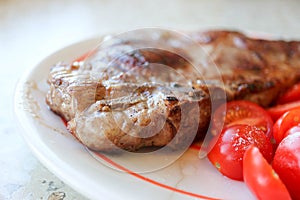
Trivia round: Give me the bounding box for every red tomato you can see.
[243,145,291,200]
[285,125,300,138]
[212,100,274,139]
[273,108,300,144]
[273,133,300,200]
[207,125,273,181]
[267,100,300,122]
[278,83,300,104]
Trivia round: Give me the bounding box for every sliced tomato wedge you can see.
[212,100,274,139]
[278,83,300,104]
[273,133,300,200]
[207,124,273,181]
[273,108,300,144]
[243,145,291,200]
[267,100,300,122]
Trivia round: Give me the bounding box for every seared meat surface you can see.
[46,30,300,152]
[67,84,210,151]
[192,31,300,106]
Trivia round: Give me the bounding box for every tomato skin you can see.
[284,125,300,138]
[213,100,274,139]
[273,108,300,144]
[207,125,273,181]
[278,83,300,104]
[273,133,300,200]
[267,100,300,122]
[243,145,291,200]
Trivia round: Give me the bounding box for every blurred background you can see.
[1,0,300,199]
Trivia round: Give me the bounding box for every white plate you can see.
[14,37,255,200]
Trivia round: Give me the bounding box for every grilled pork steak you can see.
[46,30,300,152]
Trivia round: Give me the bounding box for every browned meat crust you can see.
[193,31,300,106]
[46,30,300,152]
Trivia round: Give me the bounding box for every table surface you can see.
[1,0,300,199]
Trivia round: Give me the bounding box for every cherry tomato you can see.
[267,100,300,122]
[207,124,273,181]
[285,125,300,138]
[273,133,300,200]
[273,108,300,144]
[278,83,300,104]
[243,145,291,200]
[212,100,274,139]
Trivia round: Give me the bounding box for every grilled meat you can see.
[192,31,300,106]
[67,84,210,151]
[46,30,300,152]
